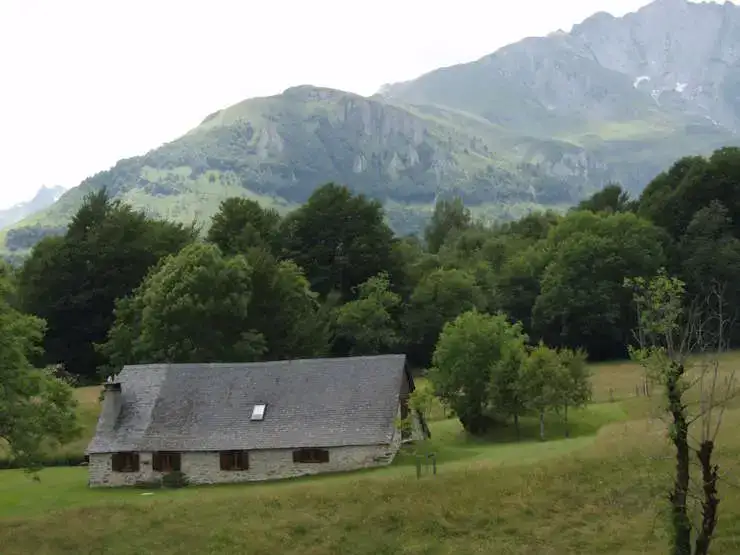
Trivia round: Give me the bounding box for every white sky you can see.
[0,0,725,209]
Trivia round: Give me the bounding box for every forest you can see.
[3,145,740,463]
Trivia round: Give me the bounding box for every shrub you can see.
[162,471,189,488]
[134,479,163,489]
[0,454,87,469]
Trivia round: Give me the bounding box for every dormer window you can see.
[251,403,266,421]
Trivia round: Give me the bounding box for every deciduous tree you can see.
[207,197,281,256]
[552,348,591,437]
[626,271,738,555]
[280,183,402,300]
[575,183,635,214]
[404,268,487,368]
[0,270,79,467]
[101,243,266,365]
[334,272,402,356]
[520,343,561,441]
[424,197,471,254]
[18,189,196,380]
[430,311,527,435]
[241,248,330,360]
[532,211,666,359]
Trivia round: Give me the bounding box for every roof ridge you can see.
[123,354,407,372]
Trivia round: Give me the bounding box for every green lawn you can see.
[1,356,739,554]
[0,401,618,520]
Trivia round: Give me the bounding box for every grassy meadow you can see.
[1,356,739,554]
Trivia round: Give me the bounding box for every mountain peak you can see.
[282,85,354,101]
[31,185,65,202]
[637,0,691,14]
[0,185,66,232]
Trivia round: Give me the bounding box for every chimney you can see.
[99,374,122,431]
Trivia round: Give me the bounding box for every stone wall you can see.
[88,451,156,487]
[88,439,401,487]
[87,398,428,488]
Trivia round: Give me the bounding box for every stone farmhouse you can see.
[85,354,429,487]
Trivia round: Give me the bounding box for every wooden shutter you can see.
[293,448,329,463]
[112,452,140,472]
[219,451,249,471]
[153,452,182,472]
[112,453,123,472]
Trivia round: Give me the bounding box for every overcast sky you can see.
[0,0,724,209]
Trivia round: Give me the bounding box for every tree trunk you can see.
[667,363,692,555]
[514,413,520,441]
[694,440,719,555]
[539,410,545,441]
[564,403,570,438]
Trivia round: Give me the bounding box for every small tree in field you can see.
[429,311,527,435]
[395,382,436,447]
[520,343,561,441]
[625,272,737,555]
[409,381,436,426]
[553,348,592,438]
[489,339,528,440]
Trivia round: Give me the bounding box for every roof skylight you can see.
[251,403,266,421]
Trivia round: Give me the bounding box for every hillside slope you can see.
[4,86,607,249]
[7,0,740,252]
[0,186,64,230]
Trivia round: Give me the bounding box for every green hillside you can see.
[4,84,732,256]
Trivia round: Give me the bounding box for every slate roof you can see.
[86,355,409,454]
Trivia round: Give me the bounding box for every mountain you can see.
[0,185,65,230]
[384,0,740,125]
[6,0,740,253]
[380,0,740,178]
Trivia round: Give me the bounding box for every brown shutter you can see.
[219,452,231,471]
[152,453,161,472]
[171,453,181,472]
[240,451,249,470]
[131,453,140,472]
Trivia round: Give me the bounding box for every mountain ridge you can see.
[380,0,740,135]
[0,185,66,231]
[5,0,740,253]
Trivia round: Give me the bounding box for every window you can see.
[152,452,181,472]
[251,403,266,421]
[219,450,249,471]
[292,448,330,464]
[111,452,140,473]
